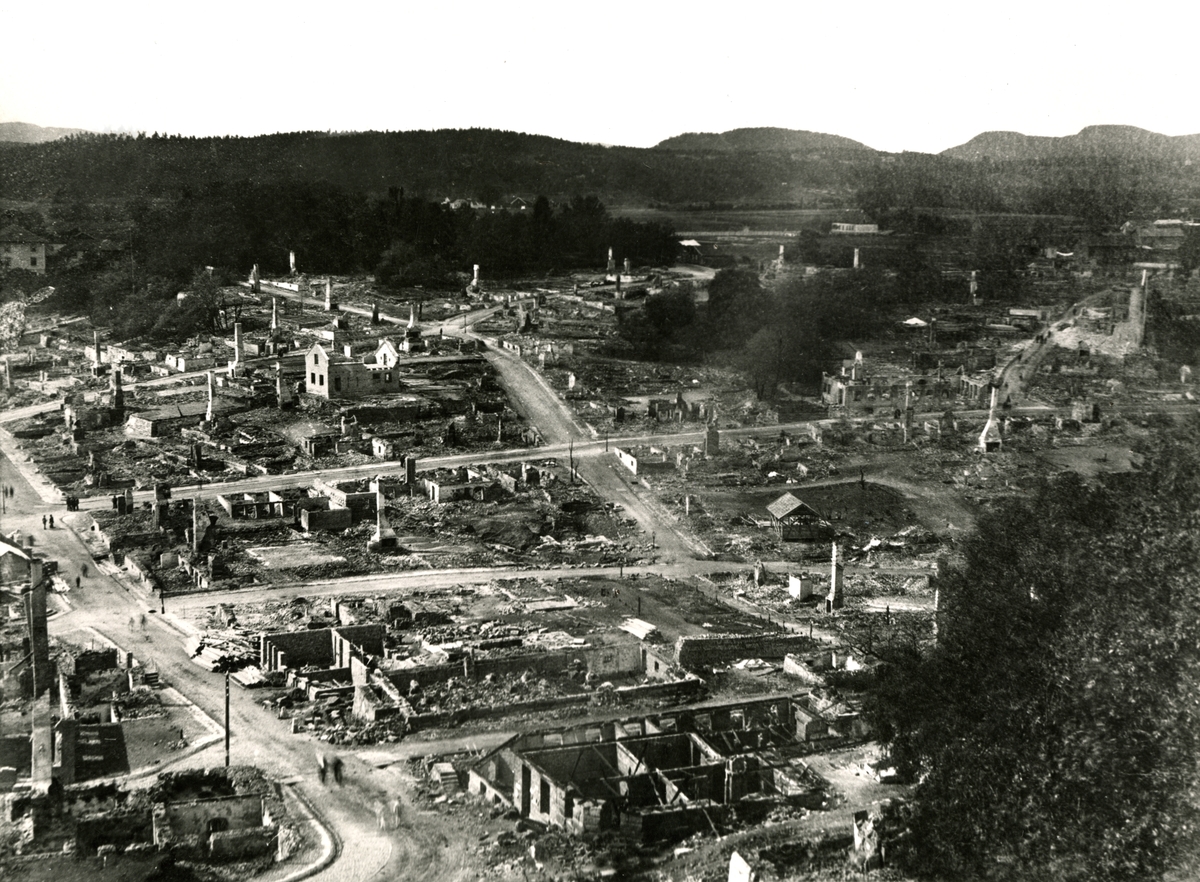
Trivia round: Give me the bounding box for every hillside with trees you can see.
[3,125,1196,223]
[942,125,1200,163]
[0,129,870,207]
[653,127,877,155]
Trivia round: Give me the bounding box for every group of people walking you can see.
[316,752,344,785]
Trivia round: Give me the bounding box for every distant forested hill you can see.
[654,127,877,155]
[942,125,1200,163]
[0,128,873,206]
[0,122,88,143]
[1,125,1198,224]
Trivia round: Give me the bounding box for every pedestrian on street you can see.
[316,753,327,785]
[140,614,146,631]
[331,755,344,785]
[81,563,88,578]
[41,515,46,529]
[129,617,135,633]
[48,514,53,529]
[75,575,80,590]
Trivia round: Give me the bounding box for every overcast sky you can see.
[2,1,1196,154]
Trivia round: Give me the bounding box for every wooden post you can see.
[224,671,230,768]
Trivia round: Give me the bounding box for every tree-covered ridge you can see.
[942,125,1200,163]
[4,125,1196,221]
[869,424,1200,880]
[0,128,869,206]
[654,127,877,154]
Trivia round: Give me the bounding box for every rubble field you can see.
[93,462,641,599]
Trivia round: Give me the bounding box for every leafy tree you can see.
[870,427,1200,881]
[375,241,454,289]
[643,287,695,338]
[175,269,242,334]
[707,268,762,322]
[617,287,699,361]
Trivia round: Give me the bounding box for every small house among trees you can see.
[767,493,833,541]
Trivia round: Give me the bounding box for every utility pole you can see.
[224,670,230,768]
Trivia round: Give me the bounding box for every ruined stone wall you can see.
[299,506,352,531]
[674,633,816,669]
[60,648,119,679]
[260,629,333,671]
[153,793,264,842]
[75,812,153,854]
[209,825,277,861]
[331,625,385,667]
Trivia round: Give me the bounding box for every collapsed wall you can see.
[674,633,817,669]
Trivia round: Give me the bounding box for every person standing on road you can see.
[316,752,327,784]
[75,575,80,590]
[47,514,53,529]
[331,755,344,785]
[41,515,46,529]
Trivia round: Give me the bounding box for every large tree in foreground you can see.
[870,423,1200,881]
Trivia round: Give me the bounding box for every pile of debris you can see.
[113,686,165,721]
[184,629,258,672]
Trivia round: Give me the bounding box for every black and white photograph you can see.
[0,3,1197,880]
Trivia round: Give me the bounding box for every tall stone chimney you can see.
[324,278,333,312]
[473,264,480,287]
[192,497,201,552]
[289,250,296,274]
[367,491,399,552]
[623,257,631,275]
[371,301,379,324]
[94,331,102,365]
[826,543,845,612]
[233,322,242,366]
[271,296,279,331]
[111,366,124,411]
[606,247,615,274]
[205,371,215,422]
[853,248,861,270]
[250,263,261,293]
[274,361,292,409]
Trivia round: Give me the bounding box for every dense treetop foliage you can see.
[869,423,1200,881]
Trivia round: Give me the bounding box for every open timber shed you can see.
[767,492,832,542]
